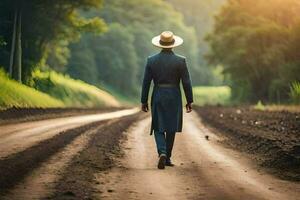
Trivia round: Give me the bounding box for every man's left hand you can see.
[141,103,149,112]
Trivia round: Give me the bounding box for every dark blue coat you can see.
[141,49,193,135]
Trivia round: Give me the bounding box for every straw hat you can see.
[152,31,183,48]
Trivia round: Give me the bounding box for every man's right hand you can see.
[186,103,192,113]
[141,103,149,112]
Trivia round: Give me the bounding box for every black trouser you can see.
[154,131,176,160]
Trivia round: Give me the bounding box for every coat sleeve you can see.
[141,58,153,104]
[180,58,193,104]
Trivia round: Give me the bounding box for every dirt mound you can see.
[195,106,300,181]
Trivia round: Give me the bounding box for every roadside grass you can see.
[0,70,64,109]
[97,83,139,106]
[254,100,266,111]
[31,70,120,108]
[290,81,300,104]
[192,86,231,106]
[253,101,300,113]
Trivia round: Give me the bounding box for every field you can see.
[195,106,300,181]
[192,86,231,106]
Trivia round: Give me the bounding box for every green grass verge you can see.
[31,70,120,108]
[253,101,300,113]
[192,86,231,106]
[290,81,300,104]
[97,83,139,106]
[0,70,64,109]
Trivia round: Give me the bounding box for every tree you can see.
[67,0,202,95]
[206,0,300,102]
[92,23,139,94]
[9,3,22,82]
[66,37,98,85]
[0,0,106,82]
[166,0,226,85]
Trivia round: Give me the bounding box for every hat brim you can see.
[151,35,183,48]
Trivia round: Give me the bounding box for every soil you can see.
[87,113,299,200]
[0,120,109,195]
[45,113,143,200]
[194,106,300,181]
[1,109,299,200]
[0,108,141,199]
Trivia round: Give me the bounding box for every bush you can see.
[254,100,266,111]
[290,81,300,104]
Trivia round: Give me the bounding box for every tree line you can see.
[206,0,300,103]
[0,0,224,98]
[5,0,296,104]
[66,0,224,96]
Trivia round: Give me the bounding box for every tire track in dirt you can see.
[1,121,112,200]
[0,112,143,200]
[0,108,139,158]
[46,113,143,200]
[0,120,108,195]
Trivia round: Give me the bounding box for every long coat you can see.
[141,49,193,135]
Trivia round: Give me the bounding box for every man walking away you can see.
[141,31,193,169]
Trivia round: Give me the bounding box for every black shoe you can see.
[166,160,175,167]
[157,154,166,169]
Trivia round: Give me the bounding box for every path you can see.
[97,113,300,200]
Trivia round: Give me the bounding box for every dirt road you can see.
[0,108,138,158]
[0,108,139,198]
[97,113,300,200]
[0,110,299,200]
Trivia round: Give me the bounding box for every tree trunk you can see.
[10,5,22,83]
[9,9,17,77]
[15,8,22,82]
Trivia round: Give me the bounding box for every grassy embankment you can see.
[0,70,64,109]
[31,70,120,108]
[192,86,231,106]
[0,70,120,109]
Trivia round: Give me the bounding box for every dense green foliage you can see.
[3,0,297,106]
[68,23,140,95]
[193,86,231,106]
[67,0,223,96]
[0,69,64,108]
[0,0,228,106]
[30,70,120,107]
[0,0,106,82]
[166,0,225,85]
[207,0,300,103]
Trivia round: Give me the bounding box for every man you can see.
[141,31,193,170]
